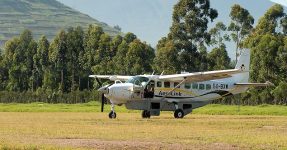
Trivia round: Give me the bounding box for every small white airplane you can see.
[90,49,272,119]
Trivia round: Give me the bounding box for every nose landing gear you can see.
[109,111,117,119]
[109,104,117,119]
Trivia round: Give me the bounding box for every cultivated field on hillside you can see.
[0,103,287,149]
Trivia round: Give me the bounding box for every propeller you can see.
[95,77,110,112]
[101,93,105,112]
[95,77,105,112]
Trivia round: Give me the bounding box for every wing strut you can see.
[160,78,187,101]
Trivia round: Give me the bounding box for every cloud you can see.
[270,0,287,7]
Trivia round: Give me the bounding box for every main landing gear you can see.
[174,103,184,119]
[174,109,184,118]
[141,110,151,118]
[109,104,117,119]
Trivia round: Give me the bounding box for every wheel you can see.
[174,109,184,118]
[109,111,117,119]
[141,110,151,118]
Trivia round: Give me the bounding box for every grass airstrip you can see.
[0,102,287,149]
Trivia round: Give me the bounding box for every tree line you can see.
[0,0,287,105]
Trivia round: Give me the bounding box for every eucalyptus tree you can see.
[33,35,49,90]
[168,0,218,72]
[49,30,67,92]
[66,26,84,91]
[125,39,155,75]
[153,37,180,74]
[228,4,254,63]
[244,4,286,104]
[208,22,231,70]
[113,41,129,75]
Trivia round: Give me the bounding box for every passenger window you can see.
[157,81,162,87]
[206,84,211,90]
[192,83,198,89]
[164,82,170,88]
[184,83,191,89]
[174,82,180,88]
[199,84,205,90]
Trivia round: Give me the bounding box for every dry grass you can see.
[0,112,287,149]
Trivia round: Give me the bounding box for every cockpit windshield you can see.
[126,76,149,86]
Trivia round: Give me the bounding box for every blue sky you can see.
[57,0,287,60]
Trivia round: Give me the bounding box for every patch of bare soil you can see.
[47,139,241,150]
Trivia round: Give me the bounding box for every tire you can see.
[142,110,151,118]
[174,109,184,119]
[109,111,117,119]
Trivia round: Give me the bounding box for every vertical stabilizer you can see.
[235,49,250,71]
[234,49,250,83]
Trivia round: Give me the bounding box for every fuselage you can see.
[104,72,249,105]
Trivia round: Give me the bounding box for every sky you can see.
[270,0,287,6]
[57,0,287,60]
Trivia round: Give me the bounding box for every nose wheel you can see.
[109,111,117,119]
[109,104,117,119]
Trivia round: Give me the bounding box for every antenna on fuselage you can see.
[152,71,155,75]
[160,71,165,76]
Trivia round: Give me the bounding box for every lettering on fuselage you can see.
[213,83,229,90]
[159,91,182,96]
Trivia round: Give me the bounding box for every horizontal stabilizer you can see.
[234,81,274,87]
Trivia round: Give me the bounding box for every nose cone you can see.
[98,84,110,94]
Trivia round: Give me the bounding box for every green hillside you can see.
[0,0,121,46]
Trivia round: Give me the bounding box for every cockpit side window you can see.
[126,76,149,86]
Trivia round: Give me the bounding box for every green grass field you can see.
[0,102,287,149]
[0,102,287,116]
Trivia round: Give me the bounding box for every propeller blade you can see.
[96,77,103,87]
[101,93,105,112]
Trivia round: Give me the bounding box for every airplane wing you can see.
[235,81,274,87]
[159,69,244,82]
[89,75,133,81]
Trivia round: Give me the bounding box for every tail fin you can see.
[234,49,250,83]
[235,49,250,71]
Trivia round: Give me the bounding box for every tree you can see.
[276,37,287,80]
[83,25,104,71]
[228,4,254,63]
[153,38,180,74]
[246,5,286,84]
[5,30,36,92]
[80,25,104,90]
[209,22,230,48]
[168,0,218,72]
[124,32,137,43]
[280,16,287,35]
[113,41,129,75]
[125,39,154,75]
[110,35,123,58]
[49,30,67,92]
[208,22,231,70]
[243,5,286,104]
[92,33,112,75]
[272,81,287,104]
[253,4,285,35]
[34,35,50,90]
[66,27,84,91]
[207,45,230,70]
